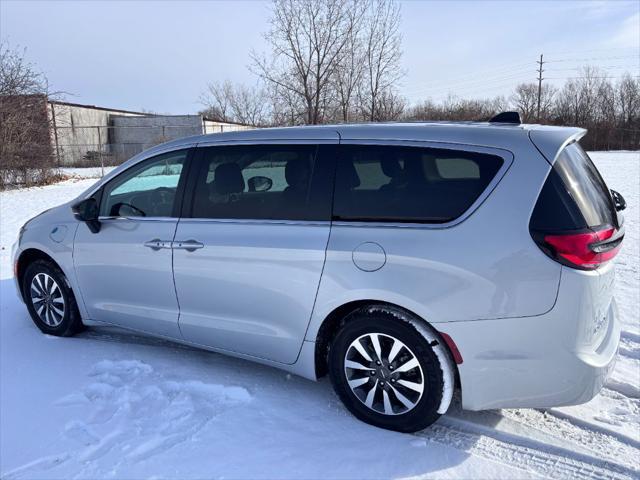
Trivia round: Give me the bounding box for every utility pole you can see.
[536,54,544,123]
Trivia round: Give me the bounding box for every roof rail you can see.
[489,111,521,124]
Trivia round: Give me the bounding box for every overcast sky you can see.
[1,0,638,114]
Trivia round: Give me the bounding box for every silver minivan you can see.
[13,116,624,432]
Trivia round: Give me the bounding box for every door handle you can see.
[144,239,171,250]
[173,240,204,252]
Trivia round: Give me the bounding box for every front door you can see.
[73,149,190,337]
[173,143,336,364]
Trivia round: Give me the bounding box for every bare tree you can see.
[373,88,405,120]
[617,73,639,126]
[0,41,58,188]
[0,42,47,96]
[199,80,234,122]
[228,84,269,126]
[511,82,556,122]
[200,80,268,126]
[251,0,353,124]
[511,83,537,123]
[359,0,404,121]
[332,0,367,122]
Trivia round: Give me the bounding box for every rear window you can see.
[531,142,615,231]
[333,145,504,223]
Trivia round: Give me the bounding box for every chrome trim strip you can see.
[98,216,178,223]
[177,218,331,227]
[196,137,340,147]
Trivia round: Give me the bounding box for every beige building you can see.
[48,100,252,166]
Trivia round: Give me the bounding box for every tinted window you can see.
[101,150,187,217]
[333,145,503,223]
[530,142,616,232]
[529,168,587,231]
[555,143,615,228]
[190,144,332,221]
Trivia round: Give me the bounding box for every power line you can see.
[406,77,532,99]
[545,55,639,63]
[404,68,534,96]
[403,61,534,93]
[542,46,638,57]
[545,75,640,80]
[546,65,640,72]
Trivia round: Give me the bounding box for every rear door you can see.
[173,142,337,364]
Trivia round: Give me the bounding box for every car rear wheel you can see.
[22,259,83,337]
[329,308,445,432]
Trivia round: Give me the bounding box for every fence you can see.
[52,123,252,169]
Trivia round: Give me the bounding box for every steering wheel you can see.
[150,187,175,215]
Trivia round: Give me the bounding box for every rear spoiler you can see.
[528,127,587,166]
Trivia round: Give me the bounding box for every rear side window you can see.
[531,142,615,231]
[333,145,504,223]
[189,144,333,221]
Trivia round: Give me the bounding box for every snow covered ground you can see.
[59,166,116,179]
[0,152,638,479]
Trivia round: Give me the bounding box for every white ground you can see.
[0,152,638,479]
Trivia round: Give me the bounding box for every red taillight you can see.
[543,227,622,270]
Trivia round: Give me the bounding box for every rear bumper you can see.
[438,267,620,411]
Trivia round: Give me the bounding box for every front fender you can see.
[15,222,88,320]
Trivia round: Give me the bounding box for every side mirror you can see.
[611,189,626,212]
[247,176,273,192]
[72,197,101,233]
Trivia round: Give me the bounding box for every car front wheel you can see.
[22,259,83,337]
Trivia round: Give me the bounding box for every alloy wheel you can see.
[344,332,425,415]
[30,272,65,327]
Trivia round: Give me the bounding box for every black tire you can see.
[329,308,444,432]
[22,259,84,337]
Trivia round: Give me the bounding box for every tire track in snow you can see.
[499,409,639,469]
[417,418,638,480]
[447,406,639,470]
[543,408,640,451]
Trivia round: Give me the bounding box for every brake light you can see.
[542,226,622,270]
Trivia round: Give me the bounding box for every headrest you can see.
[214,163,245,195]
[285,158,311,189]
[381,157,402,178]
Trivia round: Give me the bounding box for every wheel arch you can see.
[313,300,461,388]
[16,248,61,301]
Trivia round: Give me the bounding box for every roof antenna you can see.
[489,111,521,124]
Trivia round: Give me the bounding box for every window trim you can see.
[96,148,194,220]
[331,140,514,229]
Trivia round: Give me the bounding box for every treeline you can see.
[405,68,640,151]
[200,0,639,151]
